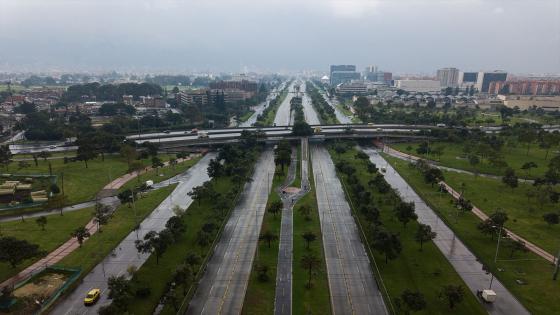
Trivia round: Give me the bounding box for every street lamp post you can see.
[494,225,504,263]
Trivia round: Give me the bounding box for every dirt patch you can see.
[283,187,301,194]
[13,273,67,300]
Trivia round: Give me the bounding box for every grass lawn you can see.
[330,147,486,315]
[391,141,556,178]
[118,156,201,192]
[0,207,94,283]
[242,155,289,315]
[239,110,255,123]
[56,185,175,274]
[0,153,179,219]
[439,169,560,254]
[292,158,331,315]
[385,155,560,315]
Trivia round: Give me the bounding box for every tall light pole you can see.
[494,225,504,263]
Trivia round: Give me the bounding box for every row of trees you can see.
[62,82,163,102]
[306,83,336,123]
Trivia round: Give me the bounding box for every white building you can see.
[394,80,441,93]
[437,68,459,87]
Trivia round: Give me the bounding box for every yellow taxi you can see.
[84,288,101,306]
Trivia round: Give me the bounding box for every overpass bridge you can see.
[126,124,436,150]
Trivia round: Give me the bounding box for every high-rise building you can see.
[460,72,478,84]
[364,65,378,74]
[436,67,459,87]
[474,71,508,93]
[329,65,360,86]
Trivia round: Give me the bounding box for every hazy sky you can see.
[1,0,559,74]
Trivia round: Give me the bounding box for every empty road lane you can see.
[311,145,388,315]
[187,149,275,315]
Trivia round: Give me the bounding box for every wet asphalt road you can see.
[50,153,215,315]
[311,145,388,315]
[186,149,275,315]
[301,82,321,126]
[274,82,295,127]
[363,147,530,315]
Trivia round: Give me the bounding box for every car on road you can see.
[198,131,209,139]
[84,288,101,306]
[163,130,171,134]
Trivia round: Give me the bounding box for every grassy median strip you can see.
[292,158,331,315]
[242,159,288,315]
[384,154,560,315]
[0,207,93,282]
[330,146,486,315]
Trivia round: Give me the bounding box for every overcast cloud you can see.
[0,0,559,74]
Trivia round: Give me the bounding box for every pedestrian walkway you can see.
[275,138,311,315]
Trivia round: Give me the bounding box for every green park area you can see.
[329,144,486,315]
[384,155,560,314]
[0,206,94,283]
[0,152,191,219]
[391,140,556,178]
[390,141,560,253]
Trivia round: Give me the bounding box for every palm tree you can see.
[300,253,321,288]
[259,230,278,248]
[267,201,283,218]
[302,231,317,249]
[71,226,91,247]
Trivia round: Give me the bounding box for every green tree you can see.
[394,201,418,228]
[259,230,278,248]
[543,212,559,226]
[93,203,112,232]
[35,216,47,231]
[521,161,538,177]
[107,275,132,311]
[76,140,98,168]
[120,144,138,169]
[439,285,465,309]
[396,290,427,315]
[267,200,283,218]
[302,231,317,249]
[502,167,518,190]
[300,252,321,288]
[415,224,436,251]
[71,226,91,247]
[0,237,43,268]
[372,227,402,263]
[423,167,444,187]
[134,229,174,264]
[507,238,528,258]
[173,263,194,295]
